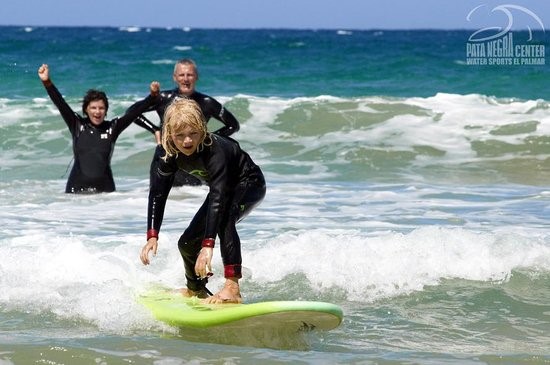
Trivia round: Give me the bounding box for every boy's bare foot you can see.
[178,287,210,299]
[203,292,242,304]
[202,277,242,304]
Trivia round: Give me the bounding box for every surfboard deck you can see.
[139,289,344,332]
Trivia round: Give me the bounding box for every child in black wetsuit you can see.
[139,98,265,304]
[38,64,159,193]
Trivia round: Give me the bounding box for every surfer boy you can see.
[38,64,160,194]
[133,58,241,186]
[139,98,265,304]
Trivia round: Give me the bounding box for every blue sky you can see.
[1,0,548,30]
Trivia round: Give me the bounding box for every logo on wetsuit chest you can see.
[189,169,208,178]
[101,128,112,139]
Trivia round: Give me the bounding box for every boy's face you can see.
[171,125,203,156]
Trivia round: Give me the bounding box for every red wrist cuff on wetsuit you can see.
[202,238,215,248]
[42,79,52,87]
[224,264,242,279]
[147,229,158,240]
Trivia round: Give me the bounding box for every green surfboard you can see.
[139,289,344,332]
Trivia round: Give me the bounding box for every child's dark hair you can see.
[82,89,109,115]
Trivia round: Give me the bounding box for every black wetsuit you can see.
[147,134,265,291]
[133,114,159,135]
[133,88,240,186]
[43,82,158,193]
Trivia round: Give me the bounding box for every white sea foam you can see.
[2,93,548,185]
[173,46,192,51]
[1,218,547,332]
[246,227,550,302]
[119,26,141,33]
[151,59,175,65]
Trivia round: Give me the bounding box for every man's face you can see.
[173,63,198,96]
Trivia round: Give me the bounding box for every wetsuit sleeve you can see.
[214,106,240,137]
[42,82,82,135]
[133,114,160,134]
[127,91,168,129]
[129,90,174,129]
[202,97,240,137]
[111,95,160,137]
[147,154,177,233]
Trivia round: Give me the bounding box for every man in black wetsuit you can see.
[133,58,240,186]
[140,99,265,304]
[38,64,160,193]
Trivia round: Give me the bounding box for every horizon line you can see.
[0,24,546,32]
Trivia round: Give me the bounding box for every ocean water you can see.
[1,26,549,364]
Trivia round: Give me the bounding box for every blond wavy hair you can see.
[161,99,209,159]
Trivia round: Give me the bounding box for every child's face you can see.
[85,100,107,126]
[171,125,203,156]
